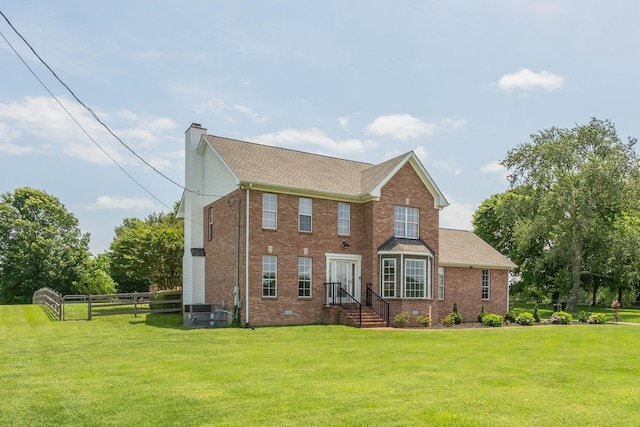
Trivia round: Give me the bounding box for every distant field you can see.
[2,305,640,426]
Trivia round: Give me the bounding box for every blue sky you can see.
[1,1,639,254]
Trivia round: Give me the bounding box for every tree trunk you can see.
[591,283,598,307]
[618,288,623,305]
[566,238,583,313]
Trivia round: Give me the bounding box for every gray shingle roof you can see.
[206,135,404,196]
[439,228,516,269]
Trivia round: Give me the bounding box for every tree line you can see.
[473,118,640,310]
[0,188,183,303]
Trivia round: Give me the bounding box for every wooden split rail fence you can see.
[33,288,182,321]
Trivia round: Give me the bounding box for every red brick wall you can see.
[371,162,440,324]
[436,266,509,323]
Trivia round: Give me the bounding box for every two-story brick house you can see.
[179,123,515,327]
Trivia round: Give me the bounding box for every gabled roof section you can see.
[201,134,448,206]
[439,228,517,270]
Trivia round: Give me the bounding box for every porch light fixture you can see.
[342,241,350,247]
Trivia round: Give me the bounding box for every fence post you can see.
[133,291,137,317]
[88,294,92,321]
[58,292,63,321]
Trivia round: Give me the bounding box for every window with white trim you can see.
[482,269,490,300]
[299,198,312,232]
[404,259,426,298]
[394,206,419,239]
[298,257,312,298]
[438,266,445,300]
[382,258,396,298]
[207,207,213,240]
[338,202,350,236]
[262,255,277,297]
[262,193,277,229]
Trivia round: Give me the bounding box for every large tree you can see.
[108,208,183,292]
[495,118,640,311]
[0,187,91,303]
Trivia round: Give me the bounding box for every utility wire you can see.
[0,26,173,212]
[0,10,219,201]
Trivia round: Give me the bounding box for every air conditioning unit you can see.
[183,304,232,328]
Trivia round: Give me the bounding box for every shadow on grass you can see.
[138,313,184,329]
[38,305,61,321]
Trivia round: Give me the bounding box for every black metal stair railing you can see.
[325,282,362,327]
[365,283,390,327]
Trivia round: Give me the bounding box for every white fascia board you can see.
[378,250,434,257]
[242,181,376,203]
[369,152,449,209]
[439,262,516,270]
[176,191,186,218]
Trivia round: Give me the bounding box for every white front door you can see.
[326,254,361,304]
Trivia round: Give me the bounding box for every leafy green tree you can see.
[499,118,640,311]
[109,208,183,292]
[0,187,91,303]
[72,254,117,295]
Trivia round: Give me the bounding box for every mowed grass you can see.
[2,306,640,426]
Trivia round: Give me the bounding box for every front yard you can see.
[2,304,640,426]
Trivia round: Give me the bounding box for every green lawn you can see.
[2,305,640,426]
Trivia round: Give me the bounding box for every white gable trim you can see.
[369,152,449,209]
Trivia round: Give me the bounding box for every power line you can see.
[0,25,173,212]
[0,9,219,202]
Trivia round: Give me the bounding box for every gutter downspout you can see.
[245,187,250,328]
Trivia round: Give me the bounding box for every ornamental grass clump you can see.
[416,315,432,328]
[516,312,535,326]
[587,312,608,324]
[477,304,488,323]
[482,313,503,327]
[578,311,588,323]
[393,311,410,328]
[441,313,456,327]
[550,311,572,324]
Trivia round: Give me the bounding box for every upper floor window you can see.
[299,198,312,232]
[394,206,419,239]
[482,269,490,300]
[262,193,277,229]
[338,202,350,236]
[207,207,213,240]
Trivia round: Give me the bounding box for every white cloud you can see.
[80,196,159,212]
[337,116,349,130]
[252,128,376,155]
[441,117,467,131]
[365,114,437,140]
[481,160,506,174]
[496,68,565,92]
[440,194,477,230]
[195,97,269,124]
[414,146,428,163]
[0,96,178,169]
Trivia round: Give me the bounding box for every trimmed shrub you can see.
[477,305,488,323]
[393,311,410,328]
[533,303,541,323]
[441,313,456,327]
[587,313,608,324]
[504,308,517,323]
[482,313,503,327]
[550,311,573,324]
[149,290,182,311]
[578,311,588,323]
[515,312,535,326]
[416,315,432,327]
[453,303,462,324]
